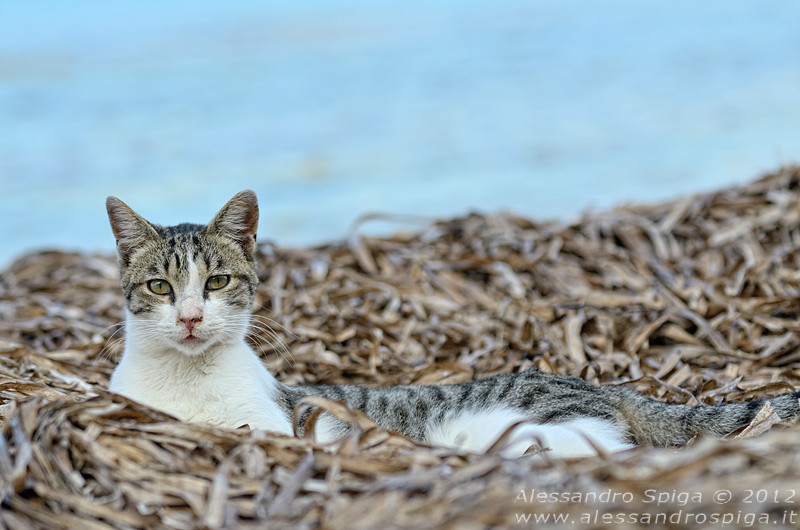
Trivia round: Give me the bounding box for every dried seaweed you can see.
[4,167,800,528]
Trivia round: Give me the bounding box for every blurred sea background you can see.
[1,0,799,269]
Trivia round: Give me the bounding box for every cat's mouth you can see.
[171,331,214,356]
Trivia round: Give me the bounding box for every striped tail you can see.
[616,389,800,446]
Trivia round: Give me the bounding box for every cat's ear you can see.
[206,190,259,257]
[106,196,161,259]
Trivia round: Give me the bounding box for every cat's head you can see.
[106,190,259,356]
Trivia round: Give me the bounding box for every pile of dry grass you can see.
[3,167,800,528]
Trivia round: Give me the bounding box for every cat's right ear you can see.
[106,197,160,259]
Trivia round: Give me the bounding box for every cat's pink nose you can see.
[178,298,204,333]
[178,306,203,333]
[179,315,203,333]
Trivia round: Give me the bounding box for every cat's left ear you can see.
[206,190,259,257]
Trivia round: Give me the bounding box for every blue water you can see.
[2,1,799,268]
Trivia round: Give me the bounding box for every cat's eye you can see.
[147,279,172,295]
[206,275,230,291]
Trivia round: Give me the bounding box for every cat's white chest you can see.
[110,340,291,434]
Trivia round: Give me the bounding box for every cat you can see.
[105,190,800,458]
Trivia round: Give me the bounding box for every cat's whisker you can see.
[250,320,299,347]
[244,319,295,365]
[96,335,125,363]
[248,314,293,336]
[245,331,272,357]
[248,314,299,364]
[251,310,299,340]
[247,328,288,357]
[92,322,126,365]
[94,321,126,337]
[248,320,294,354]
[246,321,287,343]
[228,313,288,342]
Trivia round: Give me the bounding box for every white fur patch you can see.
[425,407,633,458]
[110,253,292,433]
